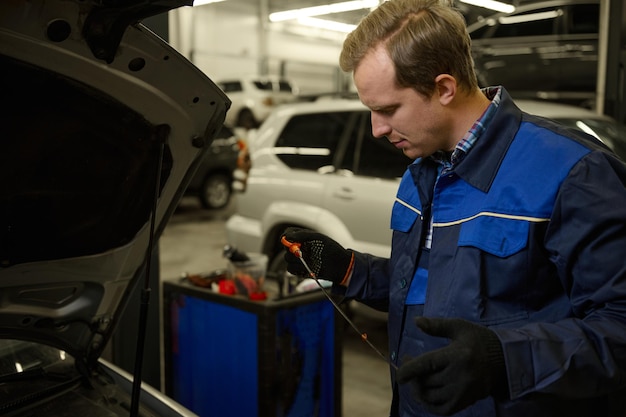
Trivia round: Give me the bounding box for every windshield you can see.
[0,339,82,414]
[0,339,73,379]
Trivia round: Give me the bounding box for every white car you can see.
[218,76,299,129]
[225,98,412,274]
[225,97,626,278]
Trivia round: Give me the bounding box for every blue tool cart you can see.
[163,278,342,417]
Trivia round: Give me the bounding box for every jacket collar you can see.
[453,87,523,193]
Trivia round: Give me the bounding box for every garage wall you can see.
[168,2,352,95]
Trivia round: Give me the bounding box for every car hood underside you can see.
[0,0,230,371]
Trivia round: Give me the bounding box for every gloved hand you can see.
[396,317,507,416]
[281,227,354,285]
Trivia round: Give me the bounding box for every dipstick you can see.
[281,236,398,370]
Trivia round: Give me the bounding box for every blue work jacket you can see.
[341,89,626,416]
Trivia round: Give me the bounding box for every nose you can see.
[371,112,391,138]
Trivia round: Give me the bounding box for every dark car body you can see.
[468,0,600,106]
[0,0,229,415]
[184,125,240,209]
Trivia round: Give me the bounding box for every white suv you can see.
[225,97,626,278]
[218,76,299,129]
[225,98,412,274]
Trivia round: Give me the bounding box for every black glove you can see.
[396,317,507,416]
[281,227,354,284]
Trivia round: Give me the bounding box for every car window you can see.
[492,7,559,38]
[567,4,599,34]
[274,112,352,171]
[278,81,293,92]
[253,80,274,91]
[0,340,67,378]
[340,113,412,179]
[219,81,242,93]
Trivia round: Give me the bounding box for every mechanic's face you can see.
[354,45,452,159]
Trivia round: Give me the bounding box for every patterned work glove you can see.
[281,227,354,284]
[396,317,507,416]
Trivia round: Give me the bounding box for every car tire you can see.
[269,247,356,325]
[237,108,258,130]
[199,173,231,209]
[268,250,287,277]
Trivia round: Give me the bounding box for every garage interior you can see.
[162,0,626,123]
[104,1,626,416]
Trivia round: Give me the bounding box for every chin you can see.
[402,149,421,160]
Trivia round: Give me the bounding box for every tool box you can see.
[163,278,342,417]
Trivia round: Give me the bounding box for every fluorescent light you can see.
[499,9,562,25]
[458,0,515,13]
[297,16,357,33]
[270,0,379,22]
[193,0,226,6]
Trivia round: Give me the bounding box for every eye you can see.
[374,107,395,116]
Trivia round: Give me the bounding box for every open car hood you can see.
[0,0,230,370]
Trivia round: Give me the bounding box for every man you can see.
[282,0,626,416]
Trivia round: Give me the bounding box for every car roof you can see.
[218,75,293,83]
[271,96,606,121]
[515,99,609,120]
[272,97,368,117]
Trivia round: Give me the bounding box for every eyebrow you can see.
[370,103,398,113]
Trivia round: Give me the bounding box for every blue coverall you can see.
[341,88,626,416]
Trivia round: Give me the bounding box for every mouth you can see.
[389,138,407,149]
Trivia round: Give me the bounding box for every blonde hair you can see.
[340,0,478,96]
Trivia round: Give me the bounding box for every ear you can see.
[434,74,456,106]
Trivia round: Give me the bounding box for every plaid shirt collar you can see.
[430,86,502,173]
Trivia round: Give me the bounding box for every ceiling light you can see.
[270,0,379,22]
[297,17,357,33]
[193,0,227,6]
[499,9,562,25]
[458,0,515,13]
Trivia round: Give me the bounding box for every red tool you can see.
[281,236,398,370]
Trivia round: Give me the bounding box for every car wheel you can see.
[199,173,231,209]
[268,250,288,278]
[268,249,302,295]
[269,246,355,323]
[237,108,258,130]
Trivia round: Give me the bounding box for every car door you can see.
[266,109,349,224]
[322,112,412,257]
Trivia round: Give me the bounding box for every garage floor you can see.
[159,196,392,416]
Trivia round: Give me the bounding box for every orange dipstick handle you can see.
[281,236,302,257]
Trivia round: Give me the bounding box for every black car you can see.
[185,125,242,209]
[467,0,599,106]
[0,0,229,415]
